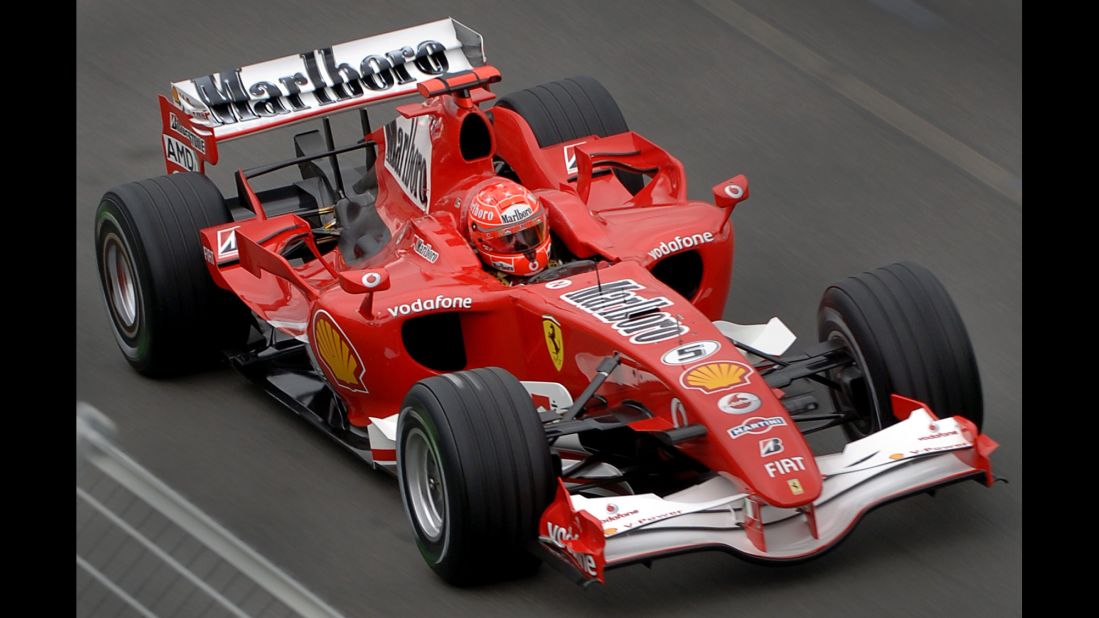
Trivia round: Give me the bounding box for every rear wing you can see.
[159,18,484,174]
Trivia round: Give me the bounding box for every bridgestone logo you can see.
[384,116,431,211]
[169,113,206,154]
[561,279,689,344]
[648,232,714,260]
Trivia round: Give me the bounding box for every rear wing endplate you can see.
[159,18,484,174]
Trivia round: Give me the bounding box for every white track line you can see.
[77,403,349,618]
[76,554,158,618]
[77,486,251,618]
[694,0,1022,206]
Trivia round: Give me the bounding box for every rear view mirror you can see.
[713,175,750,210]
[338,269,390,319]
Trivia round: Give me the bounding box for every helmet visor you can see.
[482,220,547,254]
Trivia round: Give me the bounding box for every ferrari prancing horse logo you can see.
[543,315,564,371]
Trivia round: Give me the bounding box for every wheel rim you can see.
[102,232,140,337]
[405,427,447,542]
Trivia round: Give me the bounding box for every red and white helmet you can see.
[465,179,551,277]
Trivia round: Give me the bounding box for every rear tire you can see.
[397,367,555,586]
[496,76,644,194]
[817,261,983,440]
[94,173,251,377]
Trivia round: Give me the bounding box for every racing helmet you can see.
[466,179,551,277]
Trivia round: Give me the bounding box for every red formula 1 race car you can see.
[93,19,998,586]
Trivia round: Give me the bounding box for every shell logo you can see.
[680,361,753,394]
[312,310,368,393]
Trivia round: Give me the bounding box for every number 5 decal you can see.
[661,340,720,366]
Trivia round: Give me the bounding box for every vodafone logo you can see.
[598,503,639,523]
[918,430,959,441]
[545,522,598,577]
[547,521,576,547]
[648,232,715,260]
[361,272,384,288]
[386,295,472,316]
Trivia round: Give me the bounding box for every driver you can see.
[465,179,555,284]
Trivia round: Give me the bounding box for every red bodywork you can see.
[190,67,822,511]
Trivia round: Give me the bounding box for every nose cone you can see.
[720,408,822,508]
[670,361,823,508]
[520,260,823,508]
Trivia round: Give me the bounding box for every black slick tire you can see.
[817,261,983,440]
[396,367,555,586]
[94,172,250,377]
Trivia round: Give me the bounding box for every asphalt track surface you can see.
[76,1,1021,616]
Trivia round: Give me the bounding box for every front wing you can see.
[538,397,998,584]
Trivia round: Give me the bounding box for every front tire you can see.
[94,173,250,377]
[818,261,983,440]
[397,367,554,586]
